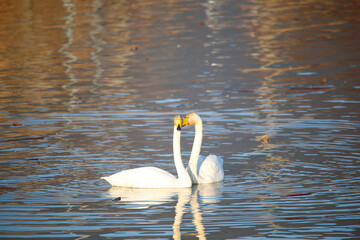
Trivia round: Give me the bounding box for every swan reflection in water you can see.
[105,182,223,239]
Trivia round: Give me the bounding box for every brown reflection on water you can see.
[0,1,70,146]
[0,0,139,164]
[58,0,137,108]
[0,0,137,113]
[0,0,67,111]
[244,0,360,82]
[236,0,360,190]
[241,0,360,120]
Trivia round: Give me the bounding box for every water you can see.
[1,0,360,239]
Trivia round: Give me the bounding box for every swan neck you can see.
[173,126,191,186]
[188,119,203,179]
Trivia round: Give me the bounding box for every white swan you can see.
[182,113,224,184]
[101,115,192,188]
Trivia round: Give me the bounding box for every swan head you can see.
[174,115,182,131]
[182,112,200,127]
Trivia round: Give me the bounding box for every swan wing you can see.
[101,167,178,188]
[198,155,224,183]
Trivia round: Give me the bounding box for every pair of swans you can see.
[101,113,224,188]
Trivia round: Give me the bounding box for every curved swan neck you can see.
[188,117,203,179]
[173,126,191,186]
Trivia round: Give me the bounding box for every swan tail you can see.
[101,176,112,184]
[101,173,127,187]
[101,174,126,186]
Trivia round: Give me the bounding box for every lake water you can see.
[1,0,360,239]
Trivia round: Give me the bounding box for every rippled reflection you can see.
[103,183,222,239]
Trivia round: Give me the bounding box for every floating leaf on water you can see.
[260,134,269,145]
[321,77,327,85]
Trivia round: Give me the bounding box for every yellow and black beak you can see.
[181,116,188,127]
[175,117,182,131]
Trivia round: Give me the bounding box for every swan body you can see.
[182,113,224,184]
[101,167,185,188]
[191,155,224,183]
[101,115,192,188]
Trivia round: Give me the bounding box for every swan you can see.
[182,112,224,184]
[101,115,192,188]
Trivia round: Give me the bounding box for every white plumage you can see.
[101,115,191,188]
[182,113,224,184]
